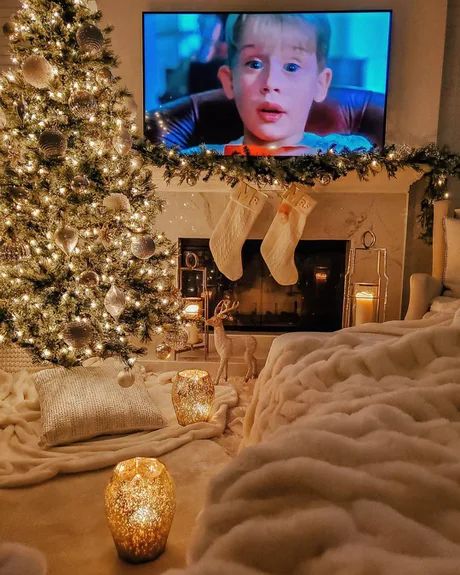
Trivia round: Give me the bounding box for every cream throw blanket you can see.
[166,310,460,574]
[0,370,237,488]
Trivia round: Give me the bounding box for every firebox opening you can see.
[179,239,347,332]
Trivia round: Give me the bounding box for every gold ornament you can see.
[69,90,97,119]
[172,369,215,426]
[0,108,6,130]
[76,24,104,55]
[105,457,176,563]
[54,225,79,256]
[129,152,143,172]
[83,0,98,13]
[131,235,156,260]
[319,174,332,186]
[117,369,135,388]
[22,55,54,89]
[62,321,94,349]
[97,225,113,249]
[186,175,198,186]
[0,241,31,263]
[113,128,132,156]
[71,175,90,192]
[103,193,131,212]
[370,159,382,173]
[79,270,99,287]
[164,327,188,351]
[155,343,172,360]
[104,284,126,320]
[2,21,14,37]
[96,67,113,84]
[39,130,67,159]
[114,97,137,120]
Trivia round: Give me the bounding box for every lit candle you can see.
[354,291,376,325]
[105,457,175,563]
[172,369,214,425]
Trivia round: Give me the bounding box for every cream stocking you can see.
[210,182,266,281]
[260,186,317,285]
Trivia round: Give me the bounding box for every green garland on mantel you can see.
[139,141,460,243]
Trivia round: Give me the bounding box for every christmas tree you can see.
[0,0,184,370]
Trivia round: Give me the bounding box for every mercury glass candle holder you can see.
[172,369,215,426]
[105,457,175,563]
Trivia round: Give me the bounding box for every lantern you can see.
[343,231,388,327]
[105,457,175,563]
[172,369,214,426]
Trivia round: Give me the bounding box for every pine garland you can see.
[140,140,460,243]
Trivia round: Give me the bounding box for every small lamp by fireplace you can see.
[183,297,203,320]
[183,297,203,346]
[343,231,388,327]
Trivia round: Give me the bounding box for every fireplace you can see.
[179,239,347,332]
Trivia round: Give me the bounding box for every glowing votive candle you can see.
[172,369,214,426]
[354,291,377,325]
[105,457,175,563]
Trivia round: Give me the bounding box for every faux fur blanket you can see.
[0,370,237,488]
[166,311,460,574]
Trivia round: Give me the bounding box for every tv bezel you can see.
[142,9,393,153]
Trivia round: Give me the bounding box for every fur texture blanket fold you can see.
[166,311,460,575]
[0,370,237,488]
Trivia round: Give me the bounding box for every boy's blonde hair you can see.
[225,13,331,70]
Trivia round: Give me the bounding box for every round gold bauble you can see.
[319,174,332,186]
[2,21,14,37]
[0,241,31,263]
[104,284,126,320]
[79,270,100,287]
[62,321,94,349]
[113,128,132,156]
[22,55,54,89]
[0,108,6,130]
[103,193,131,212]
[39,130,67,159]
[117,369,135,388]
[69,90,97,119]
[76,23,104,55]
[131,235,156,260]
[164,327,188,352]
[71,175,90,192]
[96,67,112,84]
[54,225,78,256]
[155,343,172,361]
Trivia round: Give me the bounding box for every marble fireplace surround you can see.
[154,168,422,323]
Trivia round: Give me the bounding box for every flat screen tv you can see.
[143,11,392,156]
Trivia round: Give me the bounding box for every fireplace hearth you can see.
[179,239,347,333]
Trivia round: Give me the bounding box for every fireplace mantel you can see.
[154,167,424,322]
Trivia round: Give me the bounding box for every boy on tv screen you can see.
[184,13,372,155]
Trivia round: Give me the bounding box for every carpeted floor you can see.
[0,439,231,575]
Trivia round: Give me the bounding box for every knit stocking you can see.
[260,186,317,285]
[210,182,266,281]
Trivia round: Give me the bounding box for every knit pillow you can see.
[443,217,460,298]
[34,364,165,447]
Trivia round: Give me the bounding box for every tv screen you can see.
[143,11,391,156]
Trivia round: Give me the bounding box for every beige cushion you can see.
[443,217,460,297]
[34,364,165,447]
